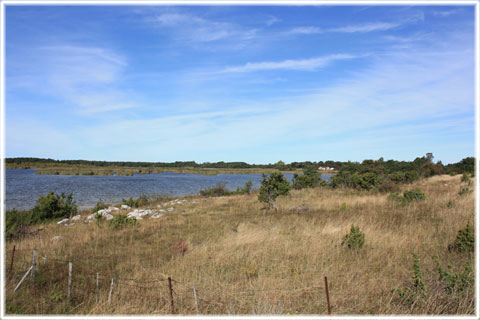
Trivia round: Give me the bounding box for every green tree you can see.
[258,172,290,210]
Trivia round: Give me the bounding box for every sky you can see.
[4,4,476,165]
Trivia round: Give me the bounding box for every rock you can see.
[57,218,69,225]
[167,207,174,212]
[151,213,164,219]
[104,214,114,220]
[52,236,63,241]
[108,206,120,211]
[86,213,96,221]
[71,215,82,222]
[121,204,131,210]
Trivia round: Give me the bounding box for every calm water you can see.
[5,169,331,211]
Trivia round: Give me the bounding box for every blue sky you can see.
[4,4,475,164]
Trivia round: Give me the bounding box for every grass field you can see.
[4,174,475,315]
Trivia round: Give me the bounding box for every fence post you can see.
[96,272,100,304]
[68,262,73,300]
[14,266,33,293]
[168,277,175,314]
[43,255,47,265]
[30,249,37,286]
[108,278,114,305]
[193,282,199,314]
[324,276,331,315]
[8,245,16,281]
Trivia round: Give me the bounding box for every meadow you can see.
[4,174,475,315]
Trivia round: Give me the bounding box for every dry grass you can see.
[4,175,475,315]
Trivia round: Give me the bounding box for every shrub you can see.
[435,258,474,294]
[235,181,253,195]
[403,188,425,202]
[122,194,149,208]
[258,172,290,209]
[200,182,232,197]
[448,224,474,253]
[394,253,426,303]
[30,192,77,222]
[109,214,138,229]
[461,173,470,183]
[292,165,323,190]
[6,192,77,239]
[341,225,365,249]
[92,201,108,213]
[388,192,406,204]
[405,170,419,183]
[458,187,472,196]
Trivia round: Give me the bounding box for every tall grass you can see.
[4,175,475,315]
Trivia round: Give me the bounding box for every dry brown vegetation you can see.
[4,175,475,315]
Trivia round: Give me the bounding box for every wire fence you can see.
[5,246,332,315]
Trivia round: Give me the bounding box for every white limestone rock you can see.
[57,218,69,225]
[71,215,82,222]
[121,204,131,210]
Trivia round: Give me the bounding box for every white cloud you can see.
[8,45,135,115]
[152,11,256,44]
[330,22,400,33]
[221,54,356,73]
[74,42,473,162]
[433,9,460,17]
[265,15,281,26]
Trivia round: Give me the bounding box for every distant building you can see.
[318,166,335,171]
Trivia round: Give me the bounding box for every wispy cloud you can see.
[433,9,461,17]
[220,54,356,73]
[265,15,281,26]
[8,45,135,115]
[151,11,257,43]
[287,22,399,35]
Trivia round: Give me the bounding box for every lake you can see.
[5,169,332,211]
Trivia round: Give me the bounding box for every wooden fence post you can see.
[96,272,100,304]
[108,278,114,305]
[68,262,73,300]
[168,277,175,314]
[8,245,16,281]
[193,282,199,314]
[324,276,331,315]
[14,266,33,293]
[30,249,36,286]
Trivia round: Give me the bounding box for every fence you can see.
[6,246,332,315]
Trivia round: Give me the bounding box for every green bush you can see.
[122,194,149,208]
[404,170,419,183]
[6,192,77,239]
[403,188,425,202]
[341,225,365,249]
[292,165,324,190]
[30,192,77,222]
[92,201,109,213]
[258,172,290,209]
[458,187,472,196]
[394,253,426,303]
[109,214,138,229]
[435,258,474,294]
[461,173,470,183]
[234,181,253,195]
[200,182,232,197]
[388,192,406,204]
[448,224,474,253]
